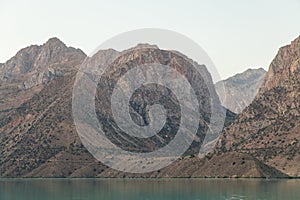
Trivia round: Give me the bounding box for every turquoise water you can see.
[0,178,299,200]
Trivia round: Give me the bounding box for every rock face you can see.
[262,36,300,93]
[215,35,300,177]
[0,39,235,177]
[18,68,63,90]
[215,68,266,114]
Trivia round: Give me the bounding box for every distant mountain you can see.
[215,68,266,114]
[0,39,235,177]
[215,35,300,177]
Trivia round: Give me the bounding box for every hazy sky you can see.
[1,0,300,79]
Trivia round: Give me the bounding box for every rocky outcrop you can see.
[18,68,63,90]
[215,68,266,114]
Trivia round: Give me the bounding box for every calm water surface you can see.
[0,178,299,200]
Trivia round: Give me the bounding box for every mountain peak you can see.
[134,43,159,49]
[0,37,86,88]
[45,37,65,44]
[43,37,67,49]
[125,43,159,52]
[244,67,266,73]
[233,68,266,79]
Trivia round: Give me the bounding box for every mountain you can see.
[215,68,266,114]
[215,35,300,177]
[0,37,85,87]
[1,35,298,178]
[0,39,235,177]
[0,37,86,110]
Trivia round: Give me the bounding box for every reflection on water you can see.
[0,178,299,200]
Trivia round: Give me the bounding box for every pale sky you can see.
[1,0,300,79]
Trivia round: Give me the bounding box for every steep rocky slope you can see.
[215,68,266,113]
[215,35,300,177]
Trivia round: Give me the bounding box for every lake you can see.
[0,178,299,200]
